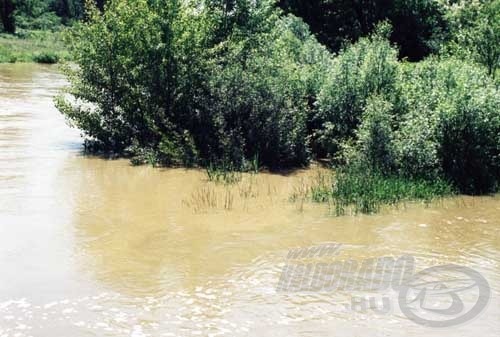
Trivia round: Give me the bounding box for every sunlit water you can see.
[0,64,499,336]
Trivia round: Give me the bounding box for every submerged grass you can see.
[0,30,69,63]
[183,185,235,212]
[309,168,456,215]
[183,173,279,213]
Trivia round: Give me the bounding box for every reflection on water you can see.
[0,64,499,336]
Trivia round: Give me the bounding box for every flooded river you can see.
[0,64,499,336]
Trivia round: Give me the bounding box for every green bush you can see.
[317,48,499,197]
[33,50,59,63]
[16,11,62,31]
[394,112,441,180]
[57,0,330,170]
[203,14,330,168]
[58,0,191,153]
[353,95,397,174]
[393,60,445,180]
[333,54,499,195]
[314,23,401,159]
[444,0,499,78]
[437,85,500,194]
[398,58,500,193]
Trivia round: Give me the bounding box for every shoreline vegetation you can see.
[2,0,499,214]
[0,30,68,63]
[0,0,78,63]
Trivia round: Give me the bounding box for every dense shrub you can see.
[57,0,499,198]
[57,0,170,152]
[444,0,499,78]
[57,0,330,169]
[315,39,499,197]
[338,56,499,195]
[13,0,63,31]
[393,61,445,180]
[394,111,441,180]
[17,12,61,30]
[203,14,330,168]
[352,95,396,174]
[314,23,400,159]
[398,58,500,193]
[33,50,59,63]
[439,99,499,194]
[11,0,89,30]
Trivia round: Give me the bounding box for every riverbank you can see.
[0,30,69,63]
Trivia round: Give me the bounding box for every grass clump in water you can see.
[311,167,455,215]
[206,162,242,185]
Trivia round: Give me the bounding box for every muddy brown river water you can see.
[0,64,499,336]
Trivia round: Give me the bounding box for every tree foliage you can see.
[58,0,330,169]
[339,54,500,194]
[0,0,16,33]
[57,0,500,194]
[445,0,499,77]
[0,0,104,32]
[314,23,400,158]
[278,0,450,61]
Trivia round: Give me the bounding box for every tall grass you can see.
[183,185,234,212]
[182,172,280,213]
[310,167,455,215]
[205,163,242,185]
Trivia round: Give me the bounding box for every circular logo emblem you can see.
[398,264,490,327]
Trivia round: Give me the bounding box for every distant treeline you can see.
[278,0,449,61]
[0,0,489,63]
[0,0,105,33]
